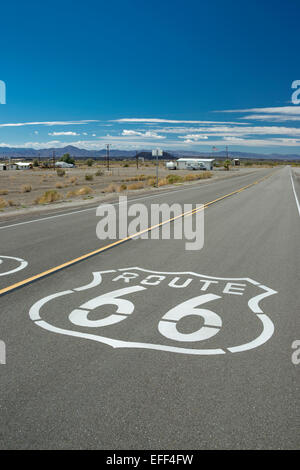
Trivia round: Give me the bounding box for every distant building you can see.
[176,158,215,171]
[14,161,33,169]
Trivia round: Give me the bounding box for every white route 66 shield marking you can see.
[29,267,277,356]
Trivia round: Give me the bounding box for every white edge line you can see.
[290,168,300,217]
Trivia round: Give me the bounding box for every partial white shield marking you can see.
[0,255,28,276]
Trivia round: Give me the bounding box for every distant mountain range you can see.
[0,145,299,160]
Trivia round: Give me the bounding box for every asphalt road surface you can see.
[0,166,299,449]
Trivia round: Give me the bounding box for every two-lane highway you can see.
[0,166,299,449]
[0,168,273,292]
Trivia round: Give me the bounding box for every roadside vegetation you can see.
[1,157,298,211]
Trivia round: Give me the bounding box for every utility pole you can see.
[226,146,229,159]
[106,144,110,170]
[52,150,56,169]
[136,151,138,169]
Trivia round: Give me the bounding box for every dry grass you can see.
[35,190,61,204]
[66,190,77,198]
[147,177,156,186]
[0,197,8,208]
[183,172,212,182]
[103,183,118,193]
[127,182,144,190]
[7,200,18,207]
[158,178,168,187]
[124,174,148,182]
[21,184,32,193]
[76,186,93,196]
[68,176,77,184]
[56,168,65,177]
[0,165,215,211]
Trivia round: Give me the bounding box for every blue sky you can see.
[0,0,300,154]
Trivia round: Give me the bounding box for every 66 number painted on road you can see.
[69,286,222,343]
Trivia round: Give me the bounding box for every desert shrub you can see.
[127,182,144,190]
[183,174,198,181]
[0,198,8,208]
[85,174,94,181]
[86,159,94,167]
[21,184,32,193]
[147,177,156,186]
[103,183,118,193]
[95,170,103,176]
[8,200,18,207]
[200,171,212,179]
[123,163,129,167]
[56,182,63,188]
[66,190,77,198]
[0,190,8,195]
[76,186,93,196]
[224,159,231,171]
[166,174,183,184]
[68,176,77,184]
[183,172,212,181]
[124,174,147,182]
[56,168,65,177]
[35,190,61,204]
[158,178,168,187]
[118,184,127,192]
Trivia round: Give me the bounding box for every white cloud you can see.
[0,140,62,149]
[177,125,300,138]
[178,134,208,141]
[48,131,80,136]
[241,114,300,122]
[223,106,300,115]
[0,120,99,128]
[122,129,165,139]
[221,106,300,122]
[2,135,300,150]
[115,118,211,124]
[113,118,246,124]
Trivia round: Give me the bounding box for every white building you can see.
[14,161,33,170]
[176,158,215,171]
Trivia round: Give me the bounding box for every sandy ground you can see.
[0,162,265,219]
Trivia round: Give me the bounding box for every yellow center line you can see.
[0,171,275,296]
